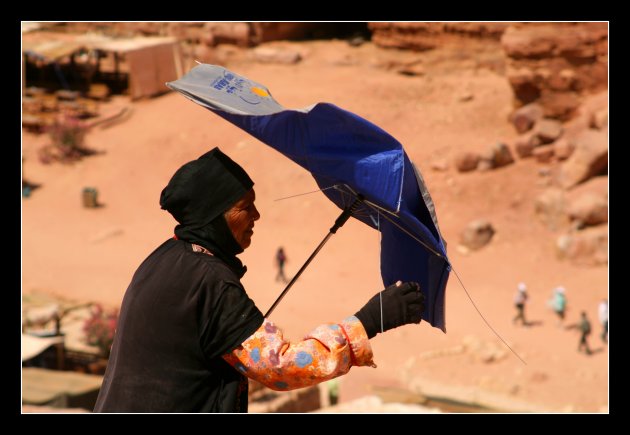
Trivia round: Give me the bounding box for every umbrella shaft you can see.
[264,232,333,318]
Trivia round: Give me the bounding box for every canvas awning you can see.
[22,32,184,99]
[22,334,64,361]
[23,40,87,62]
[93,37,184,100]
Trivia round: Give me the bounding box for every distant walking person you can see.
[552,286,567,327]
[598,299,608,344]
[578,311,592,355]
[275,247,288,283]
[513,282,528,326]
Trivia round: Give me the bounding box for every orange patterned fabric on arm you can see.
[222,316,375,391]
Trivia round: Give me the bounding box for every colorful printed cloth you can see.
[223,316,375,391]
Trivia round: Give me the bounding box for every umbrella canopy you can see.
[167,64,451,332]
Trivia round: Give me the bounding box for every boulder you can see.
[514,132,541,158]
[538,91,581,121]
[565,176,608,227]
[510,103,544,134]
[454,152,481,172]
[493,143,516,167]
[567,194,608,227]
[534,188,568,230]
[501,25,556,59]
[533,145,555,163]
[477,143,515,170]
[460,220,495,250]
[548,69,577,92]
[533,119,564,144]
[590,108,608,130]
[558,128,608,189]
[553,139,575,161]
[556,225,608,266]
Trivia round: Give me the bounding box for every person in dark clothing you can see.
[275,247,288,283]
[93,147,425,413]
[578,311,592,355]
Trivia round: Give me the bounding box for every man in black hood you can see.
[94,147,425,413]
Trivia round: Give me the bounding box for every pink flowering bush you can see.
[83,304,118,358]
[39,114,95,164]
[48,114,87,150]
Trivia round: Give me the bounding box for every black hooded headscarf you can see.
[160,147,254,277]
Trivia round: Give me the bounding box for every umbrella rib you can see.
[449,266,528,365]
[363,201,445,260]
[351,209,370,218]
[274,185,338,202]
[338,184,401,219]
[362,199,401,219]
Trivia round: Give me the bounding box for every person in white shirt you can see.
[598,299,608,344]
[513,282,528,326]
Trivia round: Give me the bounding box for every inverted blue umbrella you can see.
[166,64,451,332]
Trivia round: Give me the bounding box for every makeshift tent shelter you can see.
[22,32,184,99]
[93,37,184,99]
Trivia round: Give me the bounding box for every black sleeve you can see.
[199,282,264,359]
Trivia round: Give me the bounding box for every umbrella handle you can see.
[330,194,363,233]
[264,195,364,318]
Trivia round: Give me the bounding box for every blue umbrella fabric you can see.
[166,64,451,332]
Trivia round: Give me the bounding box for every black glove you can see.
[354,281,425,339]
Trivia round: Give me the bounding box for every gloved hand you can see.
[354,281,424,339]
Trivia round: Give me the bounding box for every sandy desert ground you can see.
[22,38,608,412]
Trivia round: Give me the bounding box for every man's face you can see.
[224,189,260,250]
